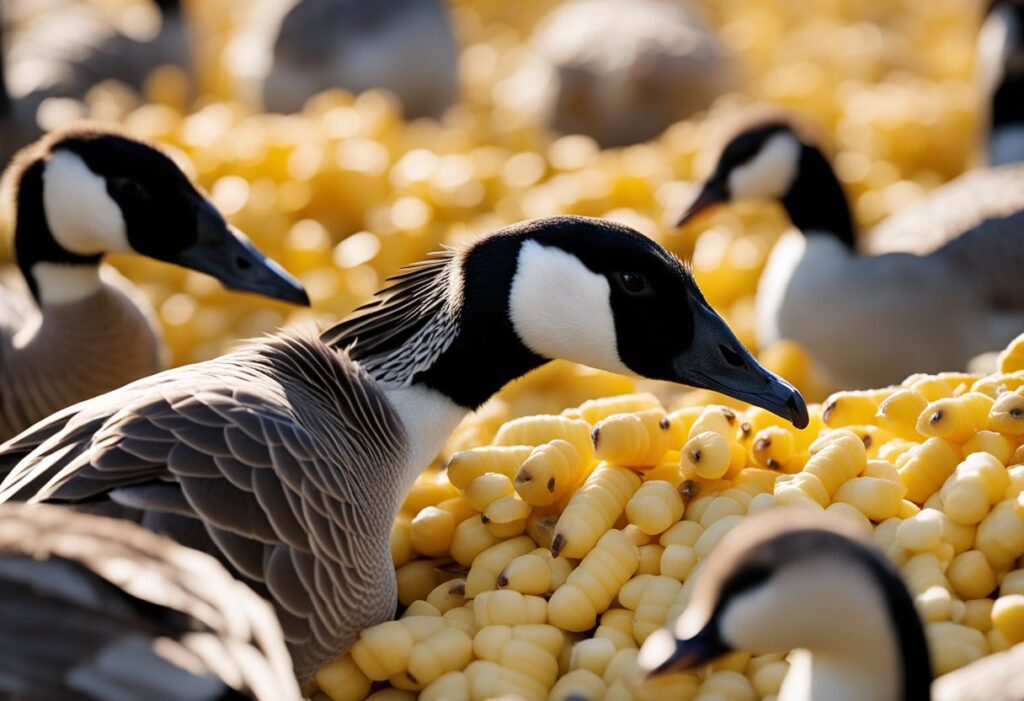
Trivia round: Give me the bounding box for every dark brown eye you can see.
[617,271,648,295]
[110,177,148,200]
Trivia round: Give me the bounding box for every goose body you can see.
[638,510,1023,701]
[0,215,808,683]
[0,501,302,700]
[243,0,458,118]
[0,126,308,440]
[680,121,1024,389]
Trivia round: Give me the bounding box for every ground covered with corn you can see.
[0,0,1009,699]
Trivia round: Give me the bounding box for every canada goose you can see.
[0,0,190,163]
[638,509,1023,701]
[242,0,458,117]
[0,125,309,440]
[526,0,735,147]
[0,215,808,683]
[677,119,1024,389]
[0,502,303,700]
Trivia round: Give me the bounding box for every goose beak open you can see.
[175,202,310,306]
[672,299,809,429]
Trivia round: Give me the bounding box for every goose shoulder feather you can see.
[0,501,302,700]
[0,333,407,684]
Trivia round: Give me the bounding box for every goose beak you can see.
[639,624,731,677]
[672,300,809,428]
[676,182,726,227]
[176,202,310,306]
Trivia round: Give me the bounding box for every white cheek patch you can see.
[728,132,801,201]
[509,241,633,377]
[43,150,130,256]
[977,6,1020,99]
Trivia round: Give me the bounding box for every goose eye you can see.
[110,177,148,200]
[616,271,649,295]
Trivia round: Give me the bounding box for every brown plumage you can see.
[0,501,302,700]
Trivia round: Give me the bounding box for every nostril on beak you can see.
[719,345,745,368]
[236,256,252,270]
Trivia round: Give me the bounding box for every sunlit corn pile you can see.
[312,334,1024,701]
[0,0,981,395]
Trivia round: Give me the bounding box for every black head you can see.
[981,0,1024,164]
[10,127,308,306]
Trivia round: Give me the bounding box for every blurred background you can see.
[0,0,989,415]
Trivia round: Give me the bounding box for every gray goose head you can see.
[678,120,857,250]
[322,215,809,427]
[638,510,932,701]
[8,126,309,306]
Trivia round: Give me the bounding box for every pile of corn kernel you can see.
[313,333,1024,701]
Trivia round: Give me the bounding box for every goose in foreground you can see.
[638,509,1024,701]
[0,215,807,683]
[0,502,302,700]
[677,119,1024,389]
[0,126,309,440]
[243,0,458,118]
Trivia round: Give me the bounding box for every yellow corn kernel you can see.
[420,671,470,701]
[975,496,1024,568]
[696,669,756,701]
[315,654,371,701]
[804,430,867,496]
[989,392,1024,435]
[680,430,733,480]
[998,333,1024,372]
[549,555,574,593]
[962,599,995,632]
[633,576,684,643]
[617,574,654,611]
[410,506,457,557]
[926,622,989,675]
[592,409,672,467]
[644,457,684,486]
[407,627,473,687]
[473,591,547,627]
[699,496,746,528]
[916,393,993,443]
[626,480,685,536]
[907,373,980,402]
[876,388,929,440]
[464,473,514,512]
[636,673,701,701]
[483,492,531,534]
[899,437,961,504]
[638,543,665,575]
[450,515,501,566]
[447,445,533,489]
[350,621,415,680]
[688,404,739,439]
[569,637,617,677]
[548,529,639,632]
[1008,464,1024,496]
[403,600,441,618]
[494,415,594,457]
[751,660,789,697]
[594,608,634,650]
[824,502,873,533]
[902,553,951,598]
[774,472,830,508]
[579,393,662,424]
[465,659,546,701]
[549,669,606,701]
[695,515,744,557]
[426,579,466,614]
[498,549,552,595]
[731,468,779,497]
[751,426,796,471]
[552,464,642,559]
[1002,569,1024,596]
[940,452,1008,525]
[471,624,511,661]
[948,550,998,599]
[896,508,945,551]
[917,585,955,622]
[442,606,476,637]
[940,514,977,554]
[515,440,584,506]
[396,560,442,607]
[833,476,906,521]
[526,510,559,551]
[994,595,1024,644]
[660,543,699,581]
[748,492,778,513]
[962,430,1015,464]
[659,520,704,547]
[899,499,922,518]
[403,470,460,514]
[603,647,640,686]
[465,536,536,597]
[391,513,415,567]
[822,388,894,427]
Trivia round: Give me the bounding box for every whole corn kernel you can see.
[916,393,993,442]
[947,550,998,599]
[877,388,929,440]
[551,465,641,558]
[498,549,552,594]
[681,430,733,480]
[822,388,894,427]
[992,595,1024,644]
[593,409,672,466]
[578,393,663,425]
[751,426,796,471]
[548,529,639,632]
[988,392,1024,435]
[316,654,371,701]
[899,437,961,504]
[515,439,584,506]
[447,446,533,489]
[465,536,536,597]
[627,480,685,535]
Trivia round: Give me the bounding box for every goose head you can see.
[10,126,308,306]
[638,510,931,701]
[678,120,855,248]
[979,0,1024,165]
[324,215,808,428]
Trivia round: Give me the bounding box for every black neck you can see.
[153,0,181,16]
[780,145,856,250]
[13,160,102,303]
[410,234,546,408]
[992,71,1024,132]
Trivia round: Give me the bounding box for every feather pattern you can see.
[0,333,408,684]
[0,501,302,701]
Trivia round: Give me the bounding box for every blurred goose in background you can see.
[638,509,1024,701]
[678,119,1024,389]
[0,0,190,163]
[0,215,807,684]
[0,502,303,701]
[524,0,735,147]
[0,126,308,441]
[235,0,458,117]
[977,0,1024,167]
